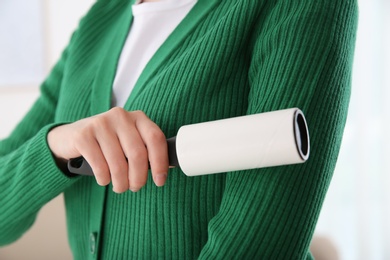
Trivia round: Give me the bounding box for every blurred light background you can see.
[0,0,389,259]
[315,0,390,259]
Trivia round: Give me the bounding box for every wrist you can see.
[47,123,77,177]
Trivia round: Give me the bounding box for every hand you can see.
[47,108,169,193]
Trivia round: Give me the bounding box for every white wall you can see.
[0,1,93,259]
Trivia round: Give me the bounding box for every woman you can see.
[0,0,358,258]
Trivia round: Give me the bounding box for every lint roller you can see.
[68,108,310,176]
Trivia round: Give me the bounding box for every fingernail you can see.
[113,187,125,194]
[154,173,167,187]
[129,187,140,193]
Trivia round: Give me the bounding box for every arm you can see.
[0,31,79,247]
[199,0,358,258]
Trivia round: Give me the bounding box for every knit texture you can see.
[0,0,358,259]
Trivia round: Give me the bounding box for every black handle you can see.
[68,136,179,176]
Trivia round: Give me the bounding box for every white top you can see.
[111,0,197,107]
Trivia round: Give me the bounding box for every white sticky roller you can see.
[175,108,310,176]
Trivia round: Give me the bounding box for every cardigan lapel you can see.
[124,0,220,109]
[91,0,220,114]
[91,2,135,114]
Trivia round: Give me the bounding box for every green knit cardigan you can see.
[0,0,358,259]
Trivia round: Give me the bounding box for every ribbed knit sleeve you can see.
[0,30,79,246]
[198,1,358,259]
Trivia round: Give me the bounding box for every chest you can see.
[54,0,262,135]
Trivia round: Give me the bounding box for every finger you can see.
[134,112,169,187]
[96,127,129,193]
[117,124,149,192]
[76,135,111,186]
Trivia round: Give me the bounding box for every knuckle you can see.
[129,146,148,162]
[148,129,166,144]
[110,107,129,124]
[91,115,107,128]
[110,106,125,114]
[132,110,146,118]
[110,107,126,117]
[110,161,128,177]
[86,118,102,133]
